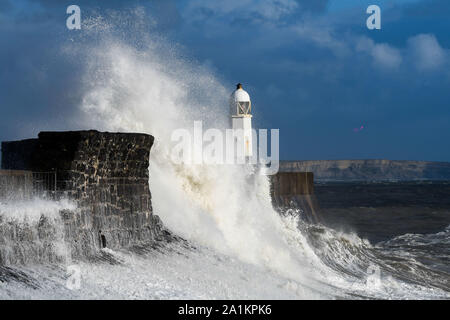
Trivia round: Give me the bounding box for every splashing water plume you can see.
[72,13,325,292]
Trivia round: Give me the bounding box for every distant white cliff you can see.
[279,160,450,181]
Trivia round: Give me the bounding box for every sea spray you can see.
[70,35,328,291]
[0,198,75,265]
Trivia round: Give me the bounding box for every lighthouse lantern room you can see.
[230,83,253,158]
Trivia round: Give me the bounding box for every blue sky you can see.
[1,0,449,161]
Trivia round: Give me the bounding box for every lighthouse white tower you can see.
[230,83,253,158]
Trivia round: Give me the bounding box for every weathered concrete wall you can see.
[0,170,33,200]
[1,131,165,260]
[270,172,317,221]
[270,172,314,196]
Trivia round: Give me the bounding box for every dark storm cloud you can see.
[1,0,450,161]
[0,18,83,140]
[0,0,12,11]
[172,0,450,161]
[294,0,329,13]
[0,0,181,144]
[0,1,142,142]
[177,0,330,30]
[403,0,450,17]
[23,0,149,9]
[2,0,180,30]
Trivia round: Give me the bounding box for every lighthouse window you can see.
[237,101,251,115]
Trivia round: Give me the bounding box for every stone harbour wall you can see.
[269,172,318,222]
[0,170,33,201]
[270,172,314,206]
[1,131,165,260]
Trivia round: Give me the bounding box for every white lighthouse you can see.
[230,83,253,158]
